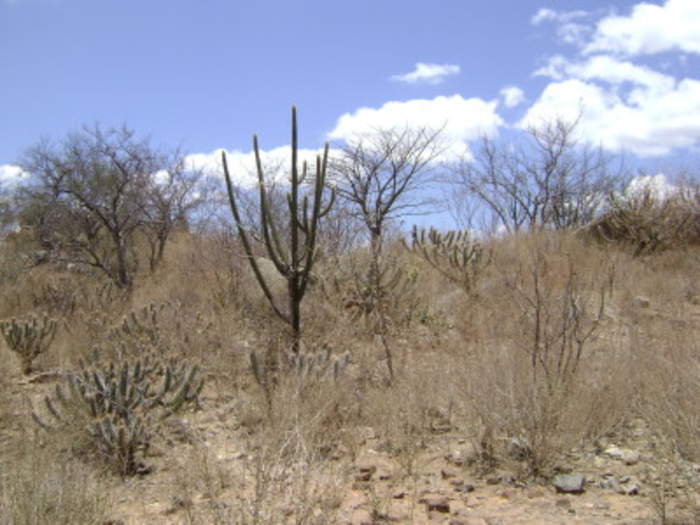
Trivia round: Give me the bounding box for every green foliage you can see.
[222,107,335,352]
[33,355,204,476]
[404,225,489,293]
[0,314,57,374]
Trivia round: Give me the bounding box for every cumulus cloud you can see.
[521,71,700,156]
[531,8,557,25]
[530,7,593,45]
[534,55,676,93]
[585,0,700,56]
[525,1,700,157]
[328,95,504,159]
[0,165,28,186]
[391,62,460,84]
[531,7,588,25]
[500,86,525,108]
[186,146,328,189]
[187,97,504,184]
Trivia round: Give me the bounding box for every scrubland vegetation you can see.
[1,110,700,523]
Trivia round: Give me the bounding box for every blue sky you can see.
[2,0,699,192]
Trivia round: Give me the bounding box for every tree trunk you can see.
[114,234,132,288]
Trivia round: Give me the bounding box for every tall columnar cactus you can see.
[0,314,57,374]
[33,356,204,476]
[404,226,488,293]
[222,107,335,352]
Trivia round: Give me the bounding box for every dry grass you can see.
[0,428,108,524]
[1,225,700,522]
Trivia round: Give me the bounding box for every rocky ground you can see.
[96,403,700,524]
[2,295,699,524]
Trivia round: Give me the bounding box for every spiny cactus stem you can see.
[222,107,335,353]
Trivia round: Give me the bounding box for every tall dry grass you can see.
[1,218,700,521]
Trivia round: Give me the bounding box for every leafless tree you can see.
[449,116,624,234]
[138,155,207,272]
[329,126,446,255]
[17,124,201,287]
[0,183,14,234]
[314,199,365,259]
[328,125,445,381]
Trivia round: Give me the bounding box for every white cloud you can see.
[534,55,676,93]
[391,62,460,84]
[533,55,569,80]
[521,72,700,156]
[531,8,557,25]
[531,7,588,25]
[530,8,593,45]
[558,22,593,46]
[530,7,589,26]
[328,95,504,159]
[0,165,28,186]
[585,0,700,56]
[188,97,504,184]
[500,86,525,108]
[525,2,700,159]
[186,146,328,189]
[627,173,677,199]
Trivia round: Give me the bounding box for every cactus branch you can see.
[222,107,335,352]
[0,315,57,375]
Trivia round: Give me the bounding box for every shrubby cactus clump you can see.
[33,354,204,476]
[404,226,489,294]
[0,314,57,374]
[249,345,350,411]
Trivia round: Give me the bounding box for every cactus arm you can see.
[222,149,289,323]
[298,144,332,299]
[405,226,486,292]
[289,106,300,276]
[223,107,335,349]
[254,135,290,274]
[0,315,57,375]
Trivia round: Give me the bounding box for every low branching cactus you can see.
[0,314,57,374]
[108,302,165,349]
[81,280,132,312]
[30,279,78,317]
[33,355,204,476]
[249,345,350,410]
[404,225,489,293]
[281,345,351,380]
[105,301,215,359]
[322,257,417,323]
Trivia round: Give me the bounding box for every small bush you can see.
[458,234,620,477]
